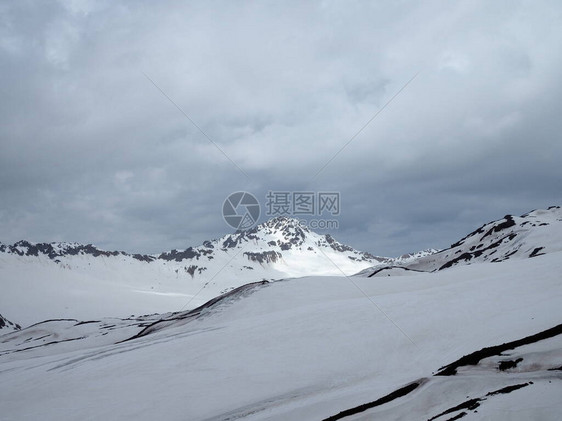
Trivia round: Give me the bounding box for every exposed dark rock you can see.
[1,241,154,263]
[479,215,516,241]
[158,247,200,262]
[186,265,197,277]
[435,323,562,376]
[323,234,353,253]
[428,398,481,421]
[498,358,523,371]
[367,266,428,277]
[486,382,531,396]
[323,381,422,421]
[529,247,545,258]
[222,236,242,249]
[439,234,516,270]
[74,320,101,326]
[244,251,281,264]
[427,383,532,421]
[0,314,21,330]
[0,337,86,355]
[132,254,154,262]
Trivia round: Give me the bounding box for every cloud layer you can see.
[1,0,561,256]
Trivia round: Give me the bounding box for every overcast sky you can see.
[1,0,561,256]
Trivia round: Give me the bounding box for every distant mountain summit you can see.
[359,206,562,277]
[0,216,382,270]
[0,217,387,325]
[2,209,562,326]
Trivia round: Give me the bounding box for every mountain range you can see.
[0,215,383,271]
[2,207,561,328]
[0,216,387,326]
[1,207,561,420]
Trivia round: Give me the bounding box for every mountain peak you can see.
[220,216,312,251]
[258,216,310,232]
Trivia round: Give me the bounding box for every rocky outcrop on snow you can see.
[0,314,20,332]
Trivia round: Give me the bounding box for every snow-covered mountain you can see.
[1,207,562,420]
[0,216,381,271]
[0,217,385,326]
[1,245,561,420]
[388,248,440,265]
[358,206,562,277]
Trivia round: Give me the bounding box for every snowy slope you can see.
[1,251,561,420]
[0,217,386,326]
[358,206,562,277]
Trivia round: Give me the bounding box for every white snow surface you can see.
[1,251,561,420]
[1,209,561,420]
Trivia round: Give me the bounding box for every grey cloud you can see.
[1,1,561,256]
